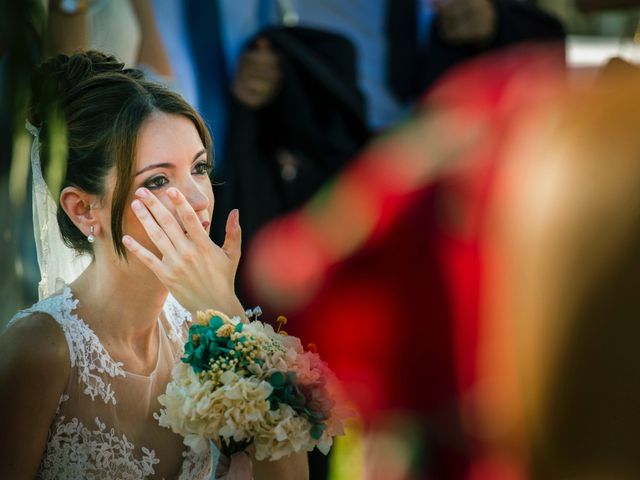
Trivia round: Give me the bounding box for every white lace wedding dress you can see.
[8,286,213,479]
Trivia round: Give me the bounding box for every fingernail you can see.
[135,187,148,198]
[234,209,240,227]
[132,200,143,211]
[168,188,178,199]
[122,235,132,247]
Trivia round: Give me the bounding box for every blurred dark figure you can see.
[212,26,370,252]
[387,0,565,103]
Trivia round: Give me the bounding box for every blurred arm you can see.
[47,0,89,55]
[131,0,172,77]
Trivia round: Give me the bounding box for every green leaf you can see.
[194,345,206,361]
[209,315,224,330]
[269,371,285,387]
[310,423,326,440]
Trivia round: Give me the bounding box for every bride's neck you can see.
[70,257,168,344]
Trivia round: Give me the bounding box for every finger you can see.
[167,187,210,245]
[135,187,190,249]
[222,209,242,268]
[122,234,171,280]
[130,198,178,257]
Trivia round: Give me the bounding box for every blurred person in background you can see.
[208,0,565,284]
[47,0,173,84]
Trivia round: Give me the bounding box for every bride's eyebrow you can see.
[135,163,174,176]
[192,148,206,160]
[135,149,207,176]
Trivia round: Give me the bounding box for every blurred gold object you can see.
[276,315,288,335]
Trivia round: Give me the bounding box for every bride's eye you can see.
[193,159,212,176]
[144,175,169,190]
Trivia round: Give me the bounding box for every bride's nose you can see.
[180,183,210,213]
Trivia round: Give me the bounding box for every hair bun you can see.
[29,51,141,127]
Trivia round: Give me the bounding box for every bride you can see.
[0,51,308,479]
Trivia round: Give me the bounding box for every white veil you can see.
[26,121,91,300]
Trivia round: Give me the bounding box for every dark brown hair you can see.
[28,51,212,258]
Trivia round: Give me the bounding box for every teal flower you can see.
[182,315,241,373]
[267,371,328,440]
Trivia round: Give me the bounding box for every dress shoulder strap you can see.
[8,287,80,362]
[8,286,125,404]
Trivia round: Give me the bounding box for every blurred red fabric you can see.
[246,45,565,479]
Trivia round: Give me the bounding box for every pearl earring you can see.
[87,225,95,243]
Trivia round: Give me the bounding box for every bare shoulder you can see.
[0,314,70,478]
[0,312,70,388]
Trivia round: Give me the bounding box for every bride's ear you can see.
[60,187,101,238]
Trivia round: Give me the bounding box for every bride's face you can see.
[118,112,214,260]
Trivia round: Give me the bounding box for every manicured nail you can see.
[233,209,240,227]
[168,188,178,199]
[135,187,148,198]
[132,200,143,211]
[122,235,132,247]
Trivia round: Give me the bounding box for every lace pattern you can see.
[179,445,214,480]
[163,294,192,345]
[9,286,126,405]
[37,416,160,480]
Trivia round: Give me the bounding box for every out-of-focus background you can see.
[2,1,640,479]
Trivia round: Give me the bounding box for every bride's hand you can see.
[122,187,245,317]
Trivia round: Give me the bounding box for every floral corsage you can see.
[155,310,349,461]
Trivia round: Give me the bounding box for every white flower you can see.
[183,434,209,455]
